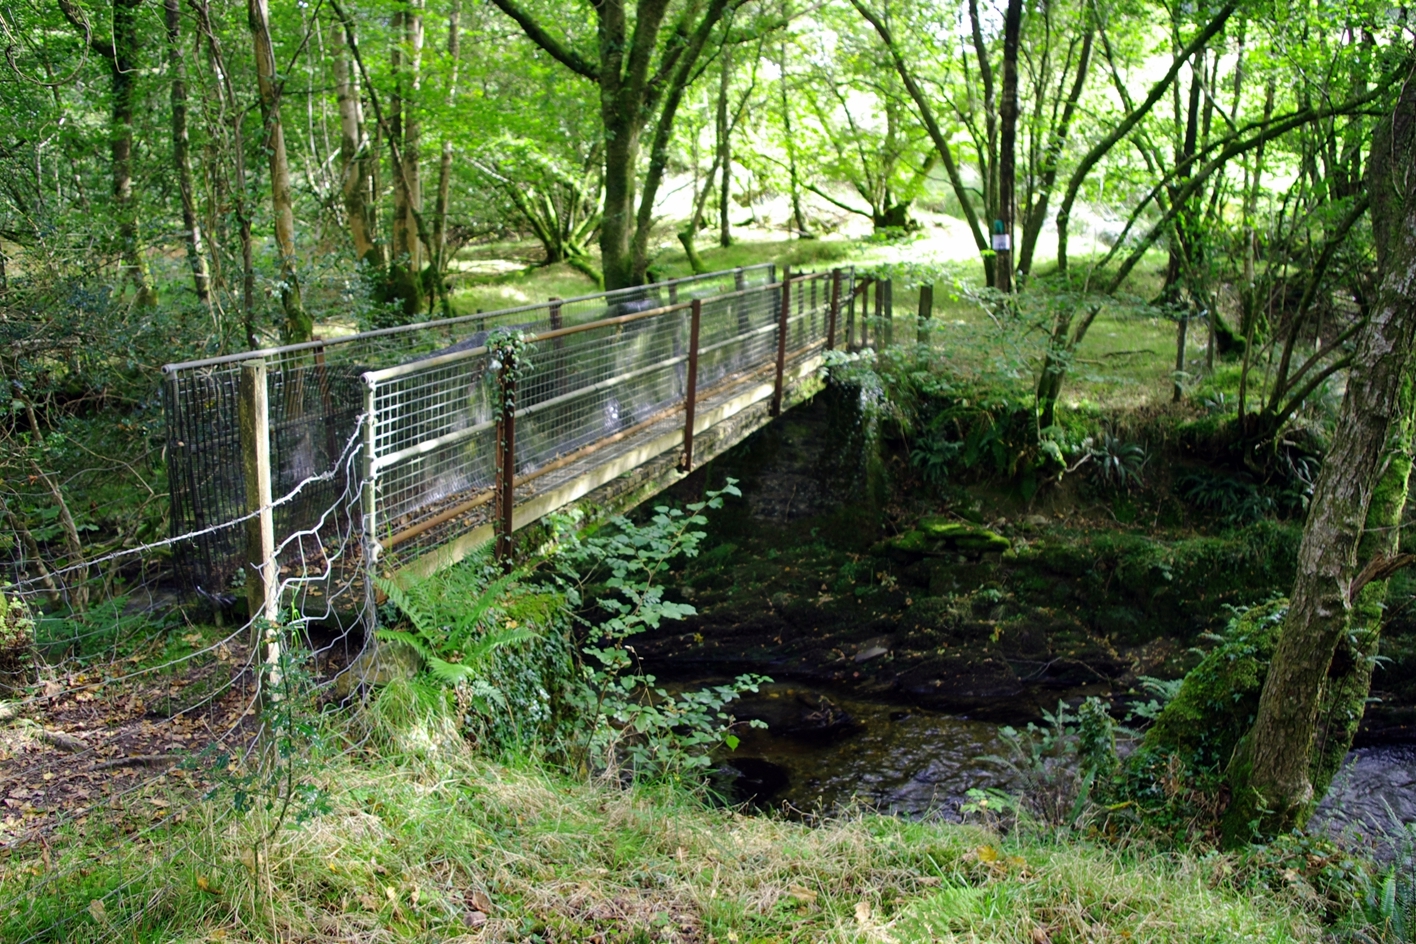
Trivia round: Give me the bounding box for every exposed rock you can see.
[332,640,423,698]
[875,517,1011,562]
[715,756,791,804]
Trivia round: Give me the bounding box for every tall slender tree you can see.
[1230,58,1416,839]
[249,0,311,342]
[164,0,211,308]
[488,0,745,288]
[57,0,158,306]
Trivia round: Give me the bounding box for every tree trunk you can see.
[1230,67,1416,839]
[717,45,733,248]
[190,0,256,344]
[430,0,459,317]
[850,0,991,283]
[388,0,426,317]
[996,0,1021,293]
[165,0,211,307]
[112,0,156,306]
[779,40,807,237]
[248,0,312,342]
[600,118,640,291]
[1309,378,1415,800]
[331,18,384,270]
[1017,29,1092,277]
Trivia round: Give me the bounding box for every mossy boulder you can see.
[877,517,1011,561]
[1143,598,1288,770]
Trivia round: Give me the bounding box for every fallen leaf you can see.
[854,901,871,924]
[463,910,487,929]
[196,875,222,895]
[87,899,108,925]
[469,888,492,913]
[788,886,817,904]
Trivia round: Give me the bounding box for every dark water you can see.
[714,683,1016,818]
[1311,744,1416,857]
[711,682,1416,848]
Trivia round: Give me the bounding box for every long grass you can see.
[0,679,1335,943]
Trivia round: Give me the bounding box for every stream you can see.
[649,390,1416,854]
[705,680,1416,856]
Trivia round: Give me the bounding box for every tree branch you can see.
[485,0,597,79]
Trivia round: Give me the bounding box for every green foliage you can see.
[1236,832,1376,927]
[985,698,1126,829]
[555,481,768,780]
[190,642,332,832]
[1083,431,1148,492]
[376,567,535,686]
[1098,602,1291,838]
[1142,600,1287,771]
[1368,824,1416,940]
[0,588,35,694]
[31,592,179,663]
[375,558,572,751]
[0,588,34,656]
[485,326,536,419]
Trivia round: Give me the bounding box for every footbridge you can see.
[163,265,879,617]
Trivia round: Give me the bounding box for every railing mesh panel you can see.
[163,265,775,596]
[362,269,853,563]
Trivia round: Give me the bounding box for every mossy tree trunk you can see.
[1308,376,1415,800]
[1228,67,1416,840]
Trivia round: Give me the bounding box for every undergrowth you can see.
[0,680,1348,944]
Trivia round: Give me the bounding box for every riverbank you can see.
[0,681,1358,943]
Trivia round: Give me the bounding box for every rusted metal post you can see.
[679,298,702,472]
[734,266,750,333]
[239,359,280,699]
[884,279,894,347]
[827,268,841,350]
[846,279,858,351]
[548,296,567,395]
[917,282,934,345]
[495,359,516,565]
[772,266,791,416]
[874,278,885,349]
[860,279,871,349]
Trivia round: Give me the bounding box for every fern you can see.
[375,565,539,687]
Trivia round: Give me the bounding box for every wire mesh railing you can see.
[362,267,855,575]
[161,265,776,600]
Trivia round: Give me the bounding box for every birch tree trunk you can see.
[1230,64,1416,839]
[248,0,312,342]
[331,18,384,270]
